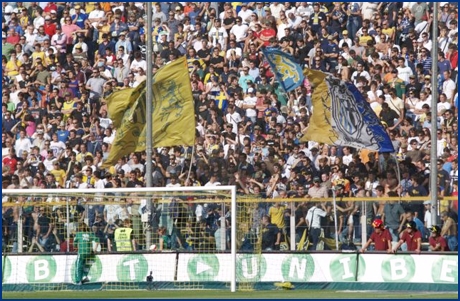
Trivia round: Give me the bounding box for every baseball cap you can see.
[405,221,416,229]
[45,15,51,20]
[430,225,440,233]
[424,75,431,79]
[423,200,431,205]
[254,125,261,130]
[74,4,81,9]
[343,30,348,35]
[409,74,416,79]
[247,87,254,93]
[313,176,320,182]
[50,10,57,14]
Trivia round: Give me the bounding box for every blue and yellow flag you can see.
[301,69,395,153]
[102,56,196,168]
[262,47,304,92]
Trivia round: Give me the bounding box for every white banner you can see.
[176,253,358,282]
[358,254,458,283]
[3,253,457,284]
[2,254,176,284]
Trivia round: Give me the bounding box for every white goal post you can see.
[2,186,237,292]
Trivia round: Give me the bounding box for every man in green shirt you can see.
[73,222,100,285]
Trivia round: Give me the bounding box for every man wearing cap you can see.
[360,219,392,252]
[428,225,448,251]
[43,14,57,38]
[50,24,67,63]
[307,176,328,199]
[71,4,88,29]
[405,74,422,98]
[324,34,339,71]
[115,31,133,56]
[242,87,257,124]
[392,221,422,253]
[338,30,352,48]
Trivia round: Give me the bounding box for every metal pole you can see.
[430,2,439,226]
[66,197,70,253]
[332,189,339,250]
[290,202,296,251]
[230,186,237,293]
[18,206,23,253]
[361,201,366,247]
[145,2,153,248]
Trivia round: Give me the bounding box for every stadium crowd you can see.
[1,2,458,254]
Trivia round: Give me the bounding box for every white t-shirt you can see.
[243,96,257,117]
[225,112,242,134]
[397,66,413,84]
[208,27,228,48]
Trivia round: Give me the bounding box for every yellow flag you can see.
[102,56,195,168]
[151,56,196,147]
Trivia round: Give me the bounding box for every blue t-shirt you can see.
[56,130,69,143]
[72,13,88,29]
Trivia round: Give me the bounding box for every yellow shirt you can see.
[84,3,96,13]
[6,60,22,77]
[82,174,96,186]
[50,169,66,187]
[382,27,395,39]
[97,24,111,43]
[359,35,373,46]
[269,205,286,228]
[31,51,46,67]
[62,100,76,119]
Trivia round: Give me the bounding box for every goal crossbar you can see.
[2,186,238,293]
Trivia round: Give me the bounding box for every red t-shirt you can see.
[43,3,57,14]
[2,157,17,174]
[429,236,449,251]
[401,230,422,251]
[258,28,276,46]
[44,23,56,38]
[370,229,392,251]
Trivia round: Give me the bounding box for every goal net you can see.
[2,186,245,292]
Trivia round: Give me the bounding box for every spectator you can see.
[392,221,422,254]
[261,215,280,251]
[360,219,392,252]
[428,225,448,252]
